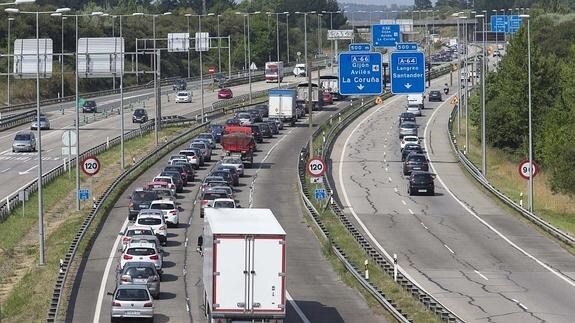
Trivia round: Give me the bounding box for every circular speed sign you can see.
[518,160,538,180]
[307,157,327,177]
[82,156,101,176]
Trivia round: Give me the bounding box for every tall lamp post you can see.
[295,11,316,156]
[5,4,71,266]
[185,13,191,79]
[476,14,487,176]
[521,14,533,212]
[285,13,290,64]
[7,17,14,107]
[322,10,341,73]
[235,11,261,103]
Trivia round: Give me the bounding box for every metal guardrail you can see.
[298,65,466,322]
[446,106,575,246]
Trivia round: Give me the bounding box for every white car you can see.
[236,112,252,125]
[178,149,200,169]
[175,91,192,103]
[168,154,189,165]
[406,105,421,116]
[153,176,177,196]
[135,209,167,245]
[213,198,237,208]
[120,241,163,273]
[149,199,179,228]
[197,133,216,149]
[401,135,420,150]
[220,156,245,176]
[119,226,156,251]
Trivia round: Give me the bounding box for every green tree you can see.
[415,0,433,10]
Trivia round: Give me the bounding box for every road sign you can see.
[518,160,539,180]
[62,130,77,147]
[375,96,383,104]
[78,188,90,201]
[307,157,327,177]
[338,52,382,96]
[490,15,509,32]
[390,51,426,94]
[372,24,401,48]
[81,156,100,176]
[450,96,459,105]
[208,66,216,74]
[396,42,418,51]
[310,177,323,184]
[314,188,327,200]
[509,15,522,33]
[327,29,353,40]
[349,43,371,52]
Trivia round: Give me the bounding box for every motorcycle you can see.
[443,87,449,95]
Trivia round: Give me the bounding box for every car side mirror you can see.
[118,232,124,236]
[107,292,114,296]
[178,206,184,211]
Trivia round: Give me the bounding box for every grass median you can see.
[0,125,193,322]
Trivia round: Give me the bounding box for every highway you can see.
[329,72,575,322]
[65,79,388,322]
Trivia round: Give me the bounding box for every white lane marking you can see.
[1,168,10,173]
[388,176,392,182]
[424,96,575,288]
[401,200,407,205]
[421,222,429,230]
[248,129,293,208]
[474,270,489,281]
[394,187,398,193]
[93,218,129,323]
[444,244,455,254]
[511,298,528,310]
[287,291,311,323]
[18,165,38,175]
[408,209,414,215]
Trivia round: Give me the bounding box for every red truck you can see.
[221,127,256,167]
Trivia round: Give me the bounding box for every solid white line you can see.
[444,244,455,254]
[388,176,392,182]
[18,165,38,175]
[424,96,575,288]
[474,270,489,281]
[286,291,311,323]
[0,168,10,173]
[401,200,407,205]
[408,209,414,215]
[421,222,429,230]
[93,218,129,323]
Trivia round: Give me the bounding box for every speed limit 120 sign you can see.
[307,157,327,177]
[518,160,538,180]
[82,156,101,176]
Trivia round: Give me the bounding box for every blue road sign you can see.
[396,42,418,51]
[79,188,90,201]
[314,188,327,200]
[508,15,522,33]
[491,15,509,32]
[349,43,371,52]
[338,52,383,96]
[390,51,426,94]
[372,24,401,48]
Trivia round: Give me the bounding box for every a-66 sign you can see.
[81,156,101,176]
[307,157,327,177]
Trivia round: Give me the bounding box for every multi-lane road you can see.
[330,72,575,322]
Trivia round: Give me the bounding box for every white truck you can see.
[292,63,306,77]
[319,75,345,100]
[203,208,287,323]
[296,82,322,111]
[268,89,297,126]
[407,93,425,109]
[265,61,284,83]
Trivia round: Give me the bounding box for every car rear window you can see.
[150,202,175,210]
[402,123,417,129]
[214,200,235,208]
[190,143,204,149]
[137,218,162,226]
[116,288,149,301]
[131,191,158,202]
[413,174,433,183]
[126,229,154,237]
[202,192,230,200]
[409,155,427,163]
[125,267,155,278]
[127,247,156,256]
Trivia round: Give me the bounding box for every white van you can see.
[407,94,425,109]
[293,64,306,77]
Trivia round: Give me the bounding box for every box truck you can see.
[296,82,322,111]
[203,208,287,323]
[319,75,346,100]
[265,61,284,83]
[268,89,296,126]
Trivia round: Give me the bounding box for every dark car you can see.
[210,170,234,187]
[173,79,187,91]
[218,88,233,99]
[132,108,149,123]
[408,171,435,196]
[170,161,195,181]
[82,100,97,113]
[254,104,269,118]
[401,144,424,162]
[208,124,225,143]
[399,112,416,125]
[164,165,193,183]
[255,122,272,138]
[128,189,159,220]
[428,90,443,102]
[403,153,429,175]
[245,124,263,143]
[159,171,184,192]
[247,109,263,123]
[214,73,228,85]
[225,118,241,127]
[216,165,240,186]
[264,120,279,135]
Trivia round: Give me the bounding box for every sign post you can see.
[338,52,383,96]
[390,51,426,94]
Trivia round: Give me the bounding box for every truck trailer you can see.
[319,75,346,101]
[268,89,297,126]
[220,129,255,167]
[203,208,287,323]
[265,61,284,83]
[296,82,322,111]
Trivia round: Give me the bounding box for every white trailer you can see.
[268,89,297,126]
[296,82,322,110]
[319,75,346,100]
[203,208,287,323]
[265,61,284,83]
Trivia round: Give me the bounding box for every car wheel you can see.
[429,189,435,196]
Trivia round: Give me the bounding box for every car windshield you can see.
[402,123,417,129]
[137,217,162,226]
[222,158,242,164]
[131,191,157,202]
[15,134,31,140]
[177,92,189,96]
[84,101,96,107]
[126,229,154,237]
[203,192,230,200]
[134,109,146,116]
[165,167,182,173]
[125,267,155,278]
[214,200,235,208]
[115,288,150,301]
[151,202,175,210]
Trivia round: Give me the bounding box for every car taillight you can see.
[170,210,177,215]
[201,200,208,206]
[150,254,159,260]
[121,276,131,282]
[128,202,133,208]
[122,237,131,243]
[123,254,133,260]
[112,301,122,307]
[144,302,153,308]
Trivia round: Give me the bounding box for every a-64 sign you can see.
[307,157,327,177]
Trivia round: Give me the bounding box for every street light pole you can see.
[119,15,125,169]
[60,16,66,101]
[7,17,13,107]
[217,14,221,73]
[286,13,290,64]
[186,14,190,79]
[481,14,487,176]
[153,14,158,145]
[523,15,534,212]
[35,10,44,266]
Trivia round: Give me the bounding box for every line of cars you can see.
[398,97,436,196]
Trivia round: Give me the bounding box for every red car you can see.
[218,88,233,99]
[322,91,333,105]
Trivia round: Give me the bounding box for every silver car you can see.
[399,122,418,139]
[12,131,36,152]
[189,141,212,162]
[108,284,154,320]
[30,116,50,130]
[117,262,161,299]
